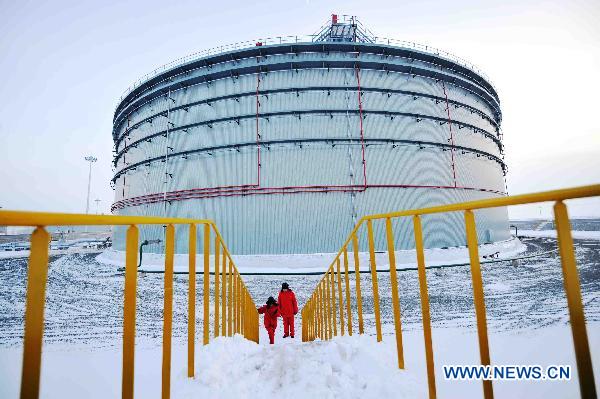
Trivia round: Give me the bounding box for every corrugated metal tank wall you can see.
[111,43,509,254]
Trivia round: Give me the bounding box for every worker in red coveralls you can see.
[257,296,280,344]
[278,282,298,338]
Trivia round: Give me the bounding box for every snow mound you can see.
[172,335,425,399]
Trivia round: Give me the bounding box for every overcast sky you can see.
[1,0,598,218]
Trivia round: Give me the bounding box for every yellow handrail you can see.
[300,184,600,399]
[0,211,260,399]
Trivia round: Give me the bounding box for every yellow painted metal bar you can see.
[331,269,338,336]
[312,296,316,340]
[245,290,249,338]
[228,259,233,336]
[315,288,319,339]
[326,272,333,339]
[214,238,220,337]
[320,283,326,339]
[187,224,196,379]
[121,225,138,399]
[367,220,383,342]
[203,224,210,345]
[20,227,51,399]
[554,201,597,398]
[234,273,239,334]
[303,305,307,342]
[343,247,353,336]
[238,275,243,334]
[385,218,404,368]
[0,210,214,226]
[336,258,345,336]
[237,275,241,334]
[161,225,175,399]
[317,284,325,340]
[239,280,243,336]
[352,234,364,334]
[256,305,260,343]
[311,300,314,340]
[414,215,436,399]
[221,251,226,336]
[364,184,600,221]
[312,300,316,340]
[322,283,327,339]
[301,308,305,342]
[465,210,493,399]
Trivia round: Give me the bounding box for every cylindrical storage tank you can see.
[110,20,508,254]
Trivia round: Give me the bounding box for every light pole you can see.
[94,199,101,214]
[84,156,97,214]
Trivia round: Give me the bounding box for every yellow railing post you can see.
[255,305,260,343]
[343,247,353,336]
[188,224,196,377]
[367,220,383,342]
[336,258,345,336]
[352,234,364,334]
[187,224,196,378]
[313,298,317,340]
[203,224,210,345]
[325,273,333,339]
[330,269,338,337]
[312,300,316,340]
[161,225,175,399]
[238,275,242,334]
[308,300,313,341]
[228,259,233,336]
[20,227,51,399]
[320,283,326,339]
[234,273,239,334]
[121,225,138,399]
[385,218,404,368]
[465,210,493,399]
[221,251,226,336]
[554,201,597,398]
[313,285,321,339]
[240,281,244,336]
[214,237,220,337]
[414,215,436,399]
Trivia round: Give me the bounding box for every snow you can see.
[173,334,424,399]
[519,230,600,241]
[95,237,527,273]
[1,325,598,398]
[1,235,598,398]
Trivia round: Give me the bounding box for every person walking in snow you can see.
[257,296,280,345]
[278,282,298,338]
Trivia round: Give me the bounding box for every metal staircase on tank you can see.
[313,14,376,43]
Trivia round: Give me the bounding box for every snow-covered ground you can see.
[96,237,527,274]
[0,326,598,398]
[0,234,599,398]
[519,230,600,240]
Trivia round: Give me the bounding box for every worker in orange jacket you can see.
[277,282,298,338]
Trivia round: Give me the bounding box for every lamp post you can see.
[84,156,97,214]
[94,199,101,215]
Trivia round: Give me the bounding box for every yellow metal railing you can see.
[300,184,599,399]
[0,211,260,399]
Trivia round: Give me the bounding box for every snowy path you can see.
[1,325,598,398]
